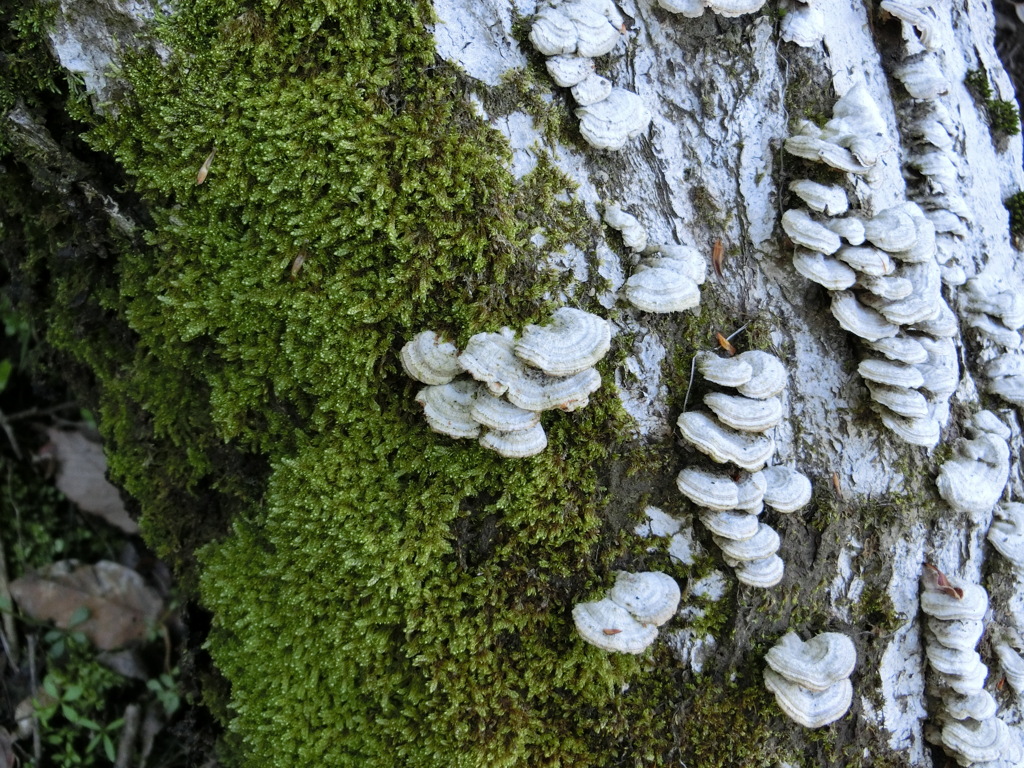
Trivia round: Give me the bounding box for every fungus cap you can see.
[644,244,707,285]
[571,73,613,106]
[700,510,760,541]
[734,351,787,400]
[880,0,940,49]
[765,632,856,691]
[985,353,1024,380]
[865,382,929,419]
[936,437,1009,516]
[459,329,521,396]
[761,466,813,513]
[400,331,464,385]
[658,0,706,15]
[831,292,900,341]
[924,641,983,677]
[891,215,937,264]
[576,89,651,150]
[505,366,602,412]
[624,268,701,313]
[415,380,482,439]
[941,660,988,695]
[572,598,658,654]
[858,274,914,301]
[862,335,928,365]
[565,0,622,57]
[926,618,984,652]
[780,3,825,47]
[822,217,867,246]
[677,412,776,471]
[735,471,768,511]
[609,571,680,626]
[470,391,541,432]
[603,204,647,251]
[988,502,1024,567]
[782,209,842,254]
[792,249,857,290]
[858,358,925,389]
[907,299,958,338]
[862,208,919,252]
[834,245,894,277]
[987,375,1024,406]
[763,670,853,728]
[920,583,988,622]
[703,392,783,432]
[676,467,741,511]
[916,336,959,398]
[789,180,848,215]
[515,307,611,377]
[695,351,753,387]
[529,7,577,55]
[941,690,997,721]
[862,261,942,326]
[479,423,548,458]
[994,642,1024,694]
[941,717,1011,765]
[895,54,949,100]
[714,523,781,561]
[545,55,595,87]
[705,0,767,16]
[735,554,785,587]
[879,411,940,447]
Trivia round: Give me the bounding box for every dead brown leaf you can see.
[10,560,163,650]
[45,428,138,534]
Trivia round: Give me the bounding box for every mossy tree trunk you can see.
[3,0,1024,766]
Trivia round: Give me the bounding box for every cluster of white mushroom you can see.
[656,0,767,19]
[962,269,1024,407]
[920,570,1024,767]
[782,84,959,448]
[528,1,651,151]
[401,308,611,457]
[602,204,708,313]
[572,570,681,653]
[936,411,1011,518]
[994,631,1024,701]
[675,350,812,588]
[763,632,856,728]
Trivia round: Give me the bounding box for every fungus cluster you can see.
[779,0,825,48]
[572,570,681,653]
[960,269,1024,407]
[783,84,960,447]
[528,1,651,150]
[602,204,708,313]
[935,411,1011,517]
[763,632,856,728]
[656,0,768,19]
[994,637,1024,699]
[920,567,1024,766]
[675,350,812,588]
[401,308,611,457]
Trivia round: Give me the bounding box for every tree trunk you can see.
[3,0,1024,765]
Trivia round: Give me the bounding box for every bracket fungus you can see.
[479,423,548,458]
[545,54,596,88]
[988,502,1024,568]
[830,292,900,342]
[703,392,783,432]
[765,632,857,692]
[936,426,1010,516]
[779,2,825,48]
[761,466,813,513]
[504,366,602,412]
[792,249,857,291]
[624,266,701,313]
[734,351,787,399]
[782,209,842,254]
[603,204,647,252]
[763,632,855,727]
[400,331,464,385]
[699,510,760,541]
[734,554,785,588]
[695,350,753,387]
[676,467,764,511]
[576,89,651,151]
[573,571,680,654]
[470,392,541,433]
[415,380,482,439]
[514,307,611,377]
[677,412,775,472]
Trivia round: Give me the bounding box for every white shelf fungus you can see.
[677,412,775,472]
[646,245,708,284]
[695,351,753,387]
[734,351,787,399]
[834,245,894,277]
[988,502,1024,568]
[564,0,624,58]
[607,571,681,626]
[504,366,602,412]
[735,555,785,588]
[676,467,760,511]
[858,273,913,301]
[400,331,464,385]
[576,88,651,150]
[470,392,541,432]
[766,632,856,692]
[574,570,680,654]
[479,423,548,458]
[821,217,866,246]
[780,2,825,48]
[515,307,611,377]
[763,632,856,728]
[927,617,984,652]
[705,0,769,17]
[942,690,997,721]
[789,181,848,216]
[994,642,1024,696]
[941,718,1016,766]
[878,410,940,448]
[657,0,706,16]
[936,428,1010,516]
[459,329,521,396]
[572,598,659,654]
[415,380,482,439]
[763,670,853,729]
[703,392,783,432]
[863,335,928,365]
[862,208,919,253]
[603,204,647,252]
[831,292,900,342]
[545,54,595,88]
[921,583,989,623]
[866,382,929,419]
[625,268,702,313]
[700,510,760,541]
[571,73,613,106]
[782,209,842,254]
[895,54,949,100]
[761,466,812,513]
[792,249,857,290]
[857,358,925,389]
[715,523,780,561]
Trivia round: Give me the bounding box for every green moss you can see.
[965,69,1021,137]
[1006,191,1024,239]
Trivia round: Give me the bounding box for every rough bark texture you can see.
[2,0,1024,766]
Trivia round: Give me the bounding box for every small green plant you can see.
[1006,191,1024,239]
[965,69,1022,137]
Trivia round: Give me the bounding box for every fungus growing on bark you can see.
[479,423,548,458]
[514,307,611,377]
[576,89,651,150]
[761,466,813,513]
[765,632,856,692]
[792,249,857,290]
[988,502,1024,567]
[695,350,753,387]
[789,180,848,215]
[782,209,842,254]
[415,380,482,439]
[400,330,464,385]
[677,412,775,471]
[607,570,681,626]
[703,392,783,432]
[572,599,659,654]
